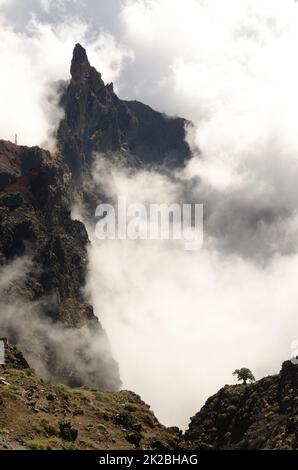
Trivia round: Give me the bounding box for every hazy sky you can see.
[2,0,298,429]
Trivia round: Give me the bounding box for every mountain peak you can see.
[70,43,91,81]
[59,44,191,179]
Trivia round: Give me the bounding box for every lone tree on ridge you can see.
[233,368,255,385]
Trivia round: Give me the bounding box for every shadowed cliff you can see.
[58,43,191,181]
[0,139,120,390]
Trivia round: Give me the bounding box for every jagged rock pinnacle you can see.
[58,43,191,179]
[70,43,91,82]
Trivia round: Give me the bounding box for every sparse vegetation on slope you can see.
[0,364,186,450]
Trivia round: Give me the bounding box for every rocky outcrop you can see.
[185,361,298,450]
[0,139,120,390]
[124,99,191,166]
[1,340,29,370]
[58,43,191,182]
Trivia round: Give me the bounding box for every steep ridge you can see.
[58,43,191,183]
[185,361,298,450]
[0,139,120,390]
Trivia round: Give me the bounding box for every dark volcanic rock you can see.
[124,100,191,166]
[58,43,191,182]
[2,340,29,370]
[0,139,120,390]
[185,361,298,450]
[59,420,78,442]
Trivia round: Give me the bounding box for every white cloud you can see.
[39,0,66,13]
[84,158,298,428]
[75,1,298,428]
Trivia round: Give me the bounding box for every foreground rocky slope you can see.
[0,139,120,390]
[0,352,186,451]
[186,360,298,450]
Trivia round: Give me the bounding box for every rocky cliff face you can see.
[185,361,298,450]
[58,43,191,183]
[0,139,120,390]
